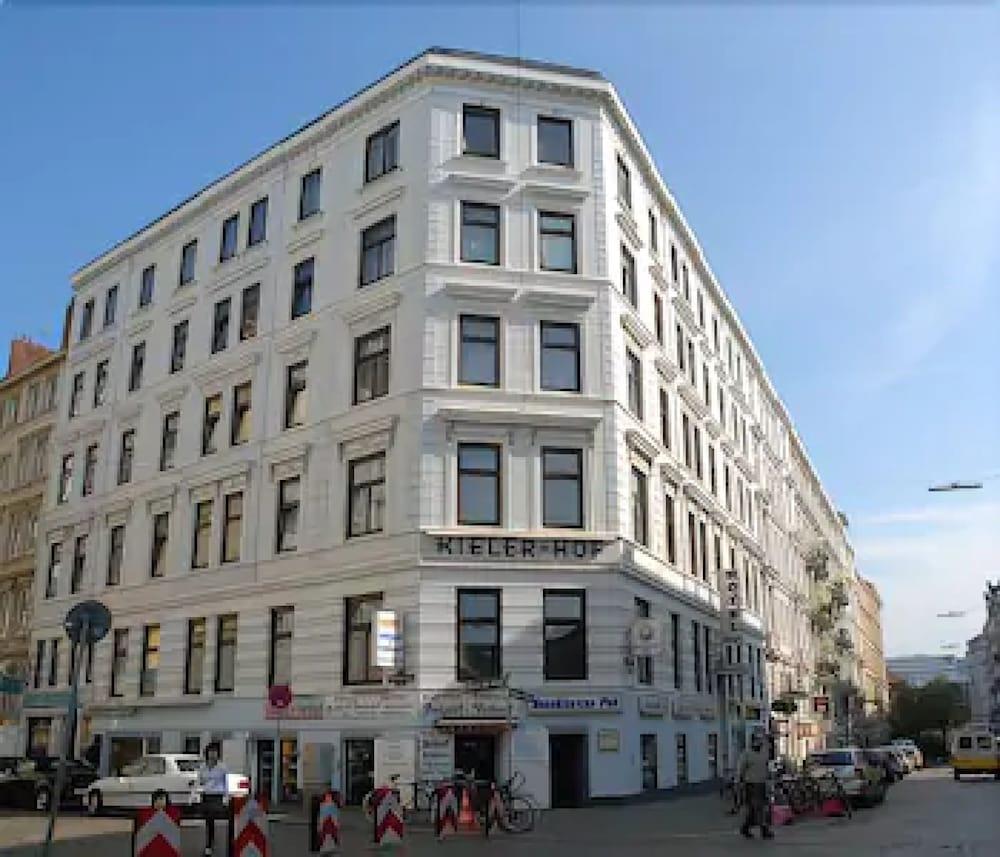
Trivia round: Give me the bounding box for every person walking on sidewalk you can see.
[736,733,773,839]
[198,743,229,856]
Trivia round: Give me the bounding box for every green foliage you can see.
[889,678,970,753]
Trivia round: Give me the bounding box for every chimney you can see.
[6,337,53,379]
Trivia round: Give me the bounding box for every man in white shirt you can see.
[198,743,229,856]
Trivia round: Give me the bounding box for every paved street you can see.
[1,769,997,856]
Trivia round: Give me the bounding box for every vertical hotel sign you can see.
[723,567,742,644]
[374,610,402,670]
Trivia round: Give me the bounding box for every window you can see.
[649,211,659,253]
[670,245,678,284]
[185,618,206,695]
[631,467,648,547]
[202,394,222,455]
[694,425,703,479]
[276,476,300,553]
[626,349,643,417]
[160,411,179,471]
[299,168,321,220]
[462,105,500,157]
[665,494,677,564]
[82,444,97,496]
[221,492,243,563]
[354,326,390,404]
[248,197,268,246]
[291,257,314,319]
[179,239,197,286]
[150,512,169,578]
[635,598,654,687]
[93,360,108,407]
[706,626,714,694]
[170,321,188,373]
[365,121,399,182]
[348,453,385,538]
[688,512,699,578]
[458,589,501,681]
[71,535,86,594]
[687,340,696,386]
[344,593,383,684]
[457,443,501,525]
[269,606,294,687]
[682,414,692,469]
[231,382,251,445]
[104,284,118,327]
[284,361,307,428]
[34,640,44,689]
[697,291,705,328]
[676,734,688,785]
[215,614,237,692]
[709,446,717,495]
[460,202,500,265]
[671,613,681,689]
[212,298,230,353]
[653,293,664,344]
[57,454,73,503]
[712,316,720,351]
[459,315,499,387]
[110,629,128,696]
[544,590,586,680]
[239,283,260,341]
[616,154,631,208]
[540,321,580,392]
[48,638,59,686]
[676,324,685,372]
[693,620,702,692]
[682,263,690,301]
[140,624,160,697]
[79,299,94,341]
[118,429,135,484]
[621,244,637,306]
[219,213,239,262]
[139,265,155,308]
[539,212,576,273]
[542,448,583,528]
[107,524,124,585]
[45,542,61,598]
[69,372,84,418]
[192,500,212,569]
[128,341,145,392]
[360,216,396,286]
[538,116,573,166]
[659,389,670,448]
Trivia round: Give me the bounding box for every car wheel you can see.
[35,786,51,813]
[87,789,103,816]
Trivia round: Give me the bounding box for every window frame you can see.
[359,215,396,287]
[231,381,252,446]
[239,283,260,341]
[93,360,108,407]
[221,491,243,564]
[79,299,94,341]
[276,475,301,553]
[117,429,135,485]
[541,447,584,529]
[191,499,212,570]
[621,243,637,306]
[284,361,307,429]
[140,624,159,697]
[104,284,118,328]
[626,349,643,418]
[291,257,314,320]
[179,239,197,286]
[462,104,500,158]
[128,341,145,392]
[457,442,502,526]
[219,213,239,263]
[543,589,587,681]
[458,314,500,388]
[353,326,391,405]
[268,606,294,688]
[539,321,581,393]
[343,593,384,685]
[69,372,84,418]
[202,394,222,455]
[537,116,573,167]
[460,202,501,265]
[160,411,179,471]
[214,614,237,692]
[110,628,128,698]
[456,588,502,682]
[212,297,231,354]
[170,321,188,374]
[665,493,677,564]
[45,542,61,599]
[139,265,155,308]
[347,452,386,539]
[616,154,632,209]
[631,466,648,547]
[299,168,322,221]
[71,535,86,594]
[184,618,206,695]
[150,512,169,579]
[82,444,97,496]
[539,211,577,274]
[365,120,400,183]
[248,197,268,247]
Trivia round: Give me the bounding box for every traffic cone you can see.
[457,785,478,832]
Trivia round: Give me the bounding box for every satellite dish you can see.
[64,601,112,645]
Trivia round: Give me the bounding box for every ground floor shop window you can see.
[640,734,657,790]
[676,733,688,786]
[184,735,201,754]
[27,717,51,756]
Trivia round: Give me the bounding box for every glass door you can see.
[640,734,657,790]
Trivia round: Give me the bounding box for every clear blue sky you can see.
[1,4,998,655]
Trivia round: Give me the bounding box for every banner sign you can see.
[427,535,611,562]
[528,694,622,715]
[374,610,402,669]
[722,567,742,643]
[265,694,324,721]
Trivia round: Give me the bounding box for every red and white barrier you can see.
[317,790,342,853]
[367,785,404,847]
[433,783,459,839]
[133,805,182,857]
[231,794,270,857]
[484,782,505,834]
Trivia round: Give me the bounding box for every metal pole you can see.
[42,617,87,857]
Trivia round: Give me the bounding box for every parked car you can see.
[0,756,98,811]
[864,748,903,784]
[877,746,911,776]
[950,729,1000,780]
[81,754,250,815]
[806,748,886,807]
[891,738,924,769]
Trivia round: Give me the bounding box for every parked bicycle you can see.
[493,770,540,834]
[720,767,743,815]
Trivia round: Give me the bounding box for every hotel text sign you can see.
[428,535,610,561]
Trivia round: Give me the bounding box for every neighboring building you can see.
[965,581,1000,731]
[853,575,888,716]
[886,655,971,691]
[29,48,852,806]
[0,338,63,755]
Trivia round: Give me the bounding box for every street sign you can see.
[268,684,292,710]
[64,600,112,644]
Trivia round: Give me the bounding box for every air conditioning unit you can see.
[630,618,662,657]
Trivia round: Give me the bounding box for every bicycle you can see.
[720,769,743,816]
[495,770,539,834]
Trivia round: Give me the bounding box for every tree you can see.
[889,679,970,758]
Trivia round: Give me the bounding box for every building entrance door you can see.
[454,734,496,783]
[344,739,374,806]
[549,733,587,807]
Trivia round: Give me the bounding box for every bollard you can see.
[230,793,270,857]
[433,783,458,840]
[483,782,505,837]
[310,789,342,853]
[133,790,181,857]
[368,785,405,847]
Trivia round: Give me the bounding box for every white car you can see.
[891,739,924,769]
[81,754,250,815]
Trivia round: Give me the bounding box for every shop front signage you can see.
[23,690,72,710]
[638,694,670,718]
[324,693,418,720]
[427,534,611,562]
[528,694,622,715]
[425,692,514,721]
[597,728,620,752]
[722,567,742,643]
[264,693,324,721]
[419,733,454,783]
[674,695,717,720]
[374,610,402,669]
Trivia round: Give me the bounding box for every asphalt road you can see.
[1,768,996,855]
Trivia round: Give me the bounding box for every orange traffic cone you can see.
[457,785,478,832]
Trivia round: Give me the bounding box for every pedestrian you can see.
[736,732,773,839]
[198,742,229,856]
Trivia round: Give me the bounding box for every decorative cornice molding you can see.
[349,182,406,222]
[620,311,655,349]
[338,287,403,327]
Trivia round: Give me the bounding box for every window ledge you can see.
[287,224,324,257]
[167,291,198,318]
[621,311,655,349]
[273,324,317,357]
[677,380,709,420]
[625,427,660,463]
[69,329,116,367]
[210,251,271,293]
[518,282,596,309]
[126,316,154,339]
[660,460,685,488]
[437,405,601,431]
[350,182,406,222]
[190,347,262,390]
[155,383,189,408]
[443,169,517,194]
[519,179,589,204]
[672,295,698,333]
[331,414,398,459]
[441,281,519,303]
[339,286,403,327]
[654,354,679,382]
[616,207,643,252]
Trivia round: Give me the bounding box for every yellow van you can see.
[951,729,1000,780]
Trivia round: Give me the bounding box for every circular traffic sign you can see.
[268,684,292,709]
[64,601,112,644]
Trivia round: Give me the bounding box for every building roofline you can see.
[0,348,65,393]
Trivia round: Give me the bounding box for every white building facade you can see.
[29,49,850,807]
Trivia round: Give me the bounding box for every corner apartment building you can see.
[0,338,63,754]
[29,48,851,806]
[852,575,888,716]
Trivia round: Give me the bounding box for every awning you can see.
[435,718,515,734]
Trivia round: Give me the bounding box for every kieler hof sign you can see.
[425,534,612,561]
